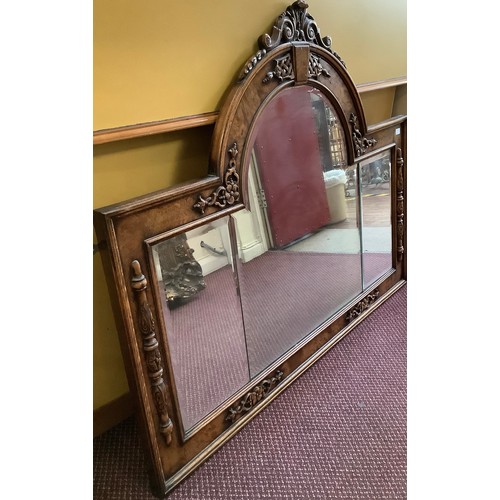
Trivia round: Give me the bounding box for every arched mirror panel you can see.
[234,85,363,378]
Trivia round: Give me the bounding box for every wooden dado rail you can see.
[93,76,406,145]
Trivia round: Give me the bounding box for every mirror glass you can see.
[234,86,363,378]
[151,217,249,431]
[150,90,394,431]
[359,150,393,287]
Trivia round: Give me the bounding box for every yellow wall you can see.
[94,0,406,129]
[93,0,407,411]
[361,88,397,125]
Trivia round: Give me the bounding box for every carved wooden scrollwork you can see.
[194,143,241,214]
[396,147,405,261]
[262,54,295,83]
[260,1,332,52]
[238,1,345,81]
[350,113,377,157]
[345,289,380,323]
[131,260,174,446]
[226,370,285,424]
[308,53,330,79]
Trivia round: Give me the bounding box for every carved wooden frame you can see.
[94,2,407,497]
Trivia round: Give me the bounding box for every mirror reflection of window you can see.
[359,150,393,287]
[311,95,347,172]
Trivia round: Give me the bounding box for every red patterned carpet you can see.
[94,284,407,499]
[164,251,392,430]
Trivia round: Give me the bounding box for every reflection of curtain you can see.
[253,87,330,248]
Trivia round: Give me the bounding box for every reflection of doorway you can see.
[252,87,331,248]
[249,152,272,251]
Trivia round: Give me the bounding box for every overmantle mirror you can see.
[94,2,406,496]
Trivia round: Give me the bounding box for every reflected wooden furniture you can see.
[94,2,407,497]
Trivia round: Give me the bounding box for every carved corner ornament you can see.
[238,1,345,81]
[345,289,380,323]
[131,260,174,446]
[308,53,330,79]
[396,148,405,261]
[226,370,285,424]
[350,113,377,157]
[194,143,241,214]
[262,53,294,83]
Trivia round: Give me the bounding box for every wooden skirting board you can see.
[94,392,134,437]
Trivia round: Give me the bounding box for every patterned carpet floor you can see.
[94,284,407,499]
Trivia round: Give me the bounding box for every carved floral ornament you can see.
[345,289,380,323]
[239,0,345,81]
[194,143,241,214]
[262,54,294,83]
[350,113,377,157]
[226,370,285,423]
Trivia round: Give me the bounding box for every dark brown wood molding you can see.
[131,260,174,446]
[396,148,405,260]
[93,392,134,437]
[93,79,406,145]
[225,370,285,424]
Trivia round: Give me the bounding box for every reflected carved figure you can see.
[157,234,206,307]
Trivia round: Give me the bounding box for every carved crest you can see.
[194,143,241,214]
[260,1,331,52]
[238,1,345,81]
